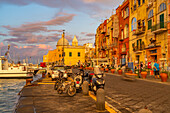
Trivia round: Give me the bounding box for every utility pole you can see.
[63,30,65,65]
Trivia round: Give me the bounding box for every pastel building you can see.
[43,32,85,66]
[116,0,130,66]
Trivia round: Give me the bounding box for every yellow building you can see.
[129,0,147,66]
[145,0,168,65]
[43,32,85,66]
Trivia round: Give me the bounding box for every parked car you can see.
[51,65,67,81]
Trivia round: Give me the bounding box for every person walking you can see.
[153,60,160,79]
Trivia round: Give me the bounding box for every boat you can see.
[0,56,32,79]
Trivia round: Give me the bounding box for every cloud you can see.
[78,37,94,41]
[0,33,8,36]
[36,44,52,50]
[81,32,87,34]
[85,33,95,37]
[3,13,75,33]
[81,32,95,37]
[0,0,124,19]
[2,12,75,45]
[0,42,4,47]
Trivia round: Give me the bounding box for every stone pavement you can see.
[104,72,170,113]
[14,78,110,113]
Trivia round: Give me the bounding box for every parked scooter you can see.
[74,72,83,92]
[56,73,76,96]
[84,71,94,90]
[91,67,105,95]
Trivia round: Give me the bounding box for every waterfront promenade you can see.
[15,77,110,113]
[14,69,170,113]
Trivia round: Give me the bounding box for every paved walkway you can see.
[15,78,110,113]
[106,71,170,85]
[104,72,170,113]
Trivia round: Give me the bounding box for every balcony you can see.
[133,46,143,53]
[119,38,124,41]
[134,4,136,11]
[151,22,167,34]
[106,32,110,37]
[133,26,146,36]
[101,46,106,51]
[147,3,153,10]
[121,48,126,53]
[110,43,118,47]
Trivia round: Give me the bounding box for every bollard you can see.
[96,88,105,111]
[138,109,152,113]
[82,81,89,96]
[26,79,33,85]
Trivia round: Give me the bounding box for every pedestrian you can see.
[153,60,160,79]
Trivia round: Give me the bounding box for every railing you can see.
[133,26,145,35]
[151,22,167,32]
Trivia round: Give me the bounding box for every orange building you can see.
[116,0,130,66]
[168,0,170,63]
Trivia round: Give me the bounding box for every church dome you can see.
[57,32,69,46]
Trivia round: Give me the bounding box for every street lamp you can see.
[63,30,65,65]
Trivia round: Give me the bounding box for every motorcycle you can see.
[91,73,105,95]
[74,72,83,92]
[57,80,76,96]
[84,71,94,90]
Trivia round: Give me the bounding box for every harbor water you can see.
[0,74,42,113]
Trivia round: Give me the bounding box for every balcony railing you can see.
[133,46,143,52]
[133,26,145,35]
[110,43,118,47]
[106,32,110,37]
[151,22,167,34]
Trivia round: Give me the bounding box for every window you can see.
[122,11,124,17]
[142,20,145,26]
[78,52,80,57]
[131,17,137,31]
[59,54,61,57]
[159,3,166,12]
[121,30,124,39]
[69,52,72,57]
[124,7,129,18]
[62,52,65,57]
[134,0,136,4]
[138,20,141,28]
[138,0,141,6]
[148,10,153,18]
[148,19,152,30]
[143,0,145,4]
[124,24,129,38]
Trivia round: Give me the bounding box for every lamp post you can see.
[63,30,65,65]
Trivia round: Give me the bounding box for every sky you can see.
[0,0,124,63]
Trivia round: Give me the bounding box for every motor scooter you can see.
[91,72,105,95]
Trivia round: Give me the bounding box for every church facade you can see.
[43,32,85,66]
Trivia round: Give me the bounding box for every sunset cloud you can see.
[0,42,4,47]
[36,44,52,50]
[0,33,7,36]
[0,0,123,19]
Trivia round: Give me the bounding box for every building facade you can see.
[116,0,130,66]
[43,32,85,66]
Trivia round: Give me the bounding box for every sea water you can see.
[0,74,42,113]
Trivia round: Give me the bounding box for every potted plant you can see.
[100,67,104,71]
[141,68,147,79]
[118,67,122,75]
[105,67,109,72]
[111,67,116,73]
[160,69,168,82]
